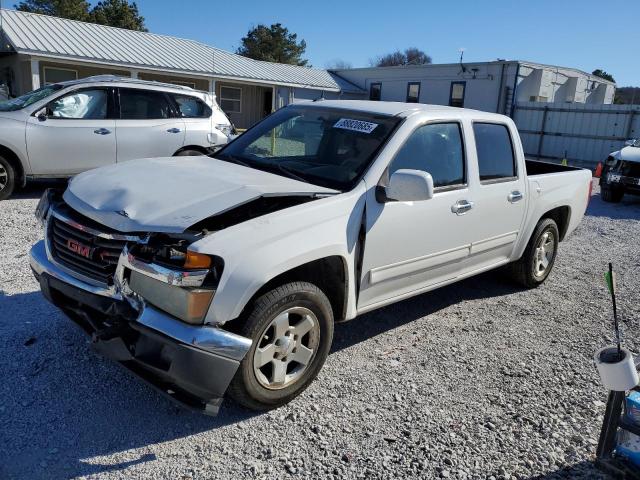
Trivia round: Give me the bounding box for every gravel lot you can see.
[1,181,640,480]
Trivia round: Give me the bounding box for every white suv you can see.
[0,75,234,200]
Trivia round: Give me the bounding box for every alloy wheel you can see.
[534,230,555,278]
[252,306,320,390]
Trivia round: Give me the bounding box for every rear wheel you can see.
[508,218,559,288]
[228,281,334,411]
[601,184,624,203]
[0,156,16,201]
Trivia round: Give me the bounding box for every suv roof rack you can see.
[57,75,200,92]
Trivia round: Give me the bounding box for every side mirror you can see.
[625,139,637,147]
[35,107,48,122]
[380,169,434,202]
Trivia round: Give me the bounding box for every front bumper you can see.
[29,240,251,415]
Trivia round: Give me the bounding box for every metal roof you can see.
[0,9,364,93]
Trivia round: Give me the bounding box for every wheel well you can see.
[541,206,570,241]
[246,256,348,322]
[0,144,25,187]
[174,145,209,156]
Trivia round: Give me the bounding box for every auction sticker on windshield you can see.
[333,118,378,134]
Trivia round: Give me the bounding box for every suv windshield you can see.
[0,84,64,112]
[215,105,402,190]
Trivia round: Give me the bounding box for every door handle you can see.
[451,200,474,215]
[508,191,524,203]
[167,128,181,133]
[93,128,111,135]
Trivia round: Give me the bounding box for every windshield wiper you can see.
[271,162,310,184]
[217,154,251,168]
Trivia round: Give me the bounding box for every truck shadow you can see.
[0,267,521,479]
[332,268,519,353]
[527,460,607,479]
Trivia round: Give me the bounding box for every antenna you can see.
[458,48,467,75]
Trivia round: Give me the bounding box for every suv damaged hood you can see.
[63,156,338,233]
[618,146,640,163]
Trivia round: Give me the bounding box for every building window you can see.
[170,80,197,89]
[473,123,517,182]
[220,86,242,113]
[449,81,466,108]
[406,82,420,103]
[43,66,78,85]
[369,82,382,101]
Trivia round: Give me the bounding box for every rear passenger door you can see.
[115,88,185,162]
[466,121,526,270]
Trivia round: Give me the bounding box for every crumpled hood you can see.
[64,156,338,233]
[616,146,640,163]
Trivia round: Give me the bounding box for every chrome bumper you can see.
[29,240,251,361]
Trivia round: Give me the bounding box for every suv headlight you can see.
[215,124,233,137]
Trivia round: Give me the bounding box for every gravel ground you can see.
[1,181,640,480]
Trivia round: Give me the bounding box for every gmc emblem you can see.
[66,239,92,258]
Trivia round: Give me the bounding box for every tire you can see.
[0,155,16,201]
[175,149,205,156]
[508,218,559,288]
[601,184,624,203]
[228,281,334,411]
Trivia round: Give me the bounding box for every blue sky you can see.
[130,0,638,86]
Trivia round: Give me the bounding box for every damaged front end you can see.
[30,192,251,415]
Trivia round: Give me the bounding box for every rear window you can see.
[119,88,173,119]
[473,123,516,181]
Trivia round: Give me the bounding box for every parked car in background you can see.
[600,139,640,202]
[30,101,592,414]
[0,75,234,200]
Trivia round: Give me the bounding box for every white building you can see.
[332,60,616,115]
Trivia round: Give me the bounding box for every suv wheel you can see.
[0,156,16,201]
[601,184,624,203]
[228,282,334,411]
[508,218,559,288]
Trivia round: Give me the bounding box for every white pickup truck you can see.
[30,100,592,414]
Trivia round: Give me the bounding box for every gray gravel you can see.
[1,181,640,480]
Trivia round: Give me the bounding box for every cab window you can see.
[473,123,517,182]
[389,122,465,188]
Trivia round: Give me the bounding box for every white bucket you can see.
[594,345,639,391]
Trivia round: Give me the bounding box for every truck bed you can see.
[525,159,585,176]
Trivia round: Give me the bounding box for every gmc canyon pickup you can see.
[29,100,592,414]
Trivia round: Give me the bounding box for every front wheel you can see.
[228,282,334,411]
[0,156,16,201]
[508,218,559,288]
[601,184,624,203]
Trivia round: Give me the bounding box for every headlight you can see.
[215,124,233,137]
[129,270,214,325]
[34,188,54,226]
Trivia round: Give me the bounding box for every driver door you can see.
[358,122,476,309]
[25,87,116,175]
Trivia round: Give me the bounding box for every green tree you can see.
[237,23,308,66]
[15,0,91,21]
[15,0,146,31]
[90,0,146,31]
[592,69,615,83]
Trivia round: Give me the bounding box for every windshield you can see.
[0,84,64,112]
[215,105,402,190]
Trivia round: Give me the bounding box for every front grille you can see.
[48,212,129,285]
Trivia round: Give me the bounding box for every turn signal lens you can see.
[184,251,211,269]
